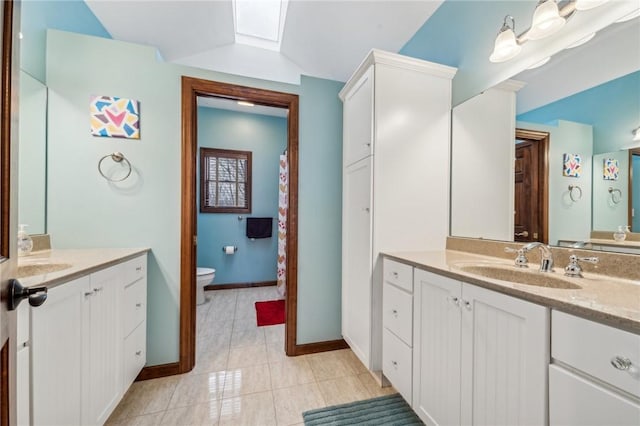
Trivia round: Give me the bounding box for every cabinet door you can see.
[342,157,372,367]
[460,284,549,426]
[32,276,88,426]
[550,365,640,425]
[413,269,462,426]
[82,266,123,425]
[343,67,373,166]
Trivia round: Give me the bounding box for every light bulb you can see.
[528,0,565,40]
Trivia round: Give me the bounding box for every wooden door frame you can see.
[630,148,640,229]
[516,128,549,244]
[178,77,300,373]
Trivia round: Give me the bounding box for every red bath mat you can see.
[255,299,285,326]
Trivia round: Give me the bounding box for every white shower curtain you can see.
[276,152,288,298]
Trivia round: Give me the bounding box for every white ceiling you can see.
[197,96,288,117]
[85,0,445,85]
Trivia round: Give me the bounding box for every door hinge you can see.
[193,235,197,245]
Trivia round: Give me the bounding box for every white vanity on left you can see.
[16,248,149,426]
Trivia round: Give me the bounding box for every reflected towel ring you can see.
[568,184,582,202]
[98,152,132,182]
[608,187,622,204]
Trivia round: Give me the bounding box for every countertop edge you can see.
[383,251,640,335]
[21,248,150,289]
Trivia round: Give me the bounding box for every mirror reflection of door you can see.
[631,148,640,232]
[514,129,549,244]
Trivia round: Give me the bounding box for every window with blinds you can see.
[200,147,252,213]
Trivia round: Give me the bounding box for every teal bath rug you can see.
[303,393,423,425]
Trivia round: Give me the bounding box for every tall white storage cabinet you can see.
[340,50,456,373]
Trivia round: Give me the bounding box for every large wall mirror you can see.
[451,13,640,254]
[18,70,47,234]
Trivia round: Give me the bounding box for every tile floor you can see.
[107,286,396,425]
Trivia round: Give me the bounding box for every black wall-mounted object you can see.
[246,217,273,239]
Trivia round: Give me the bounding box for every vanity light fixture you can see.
[616,8,640,23]
[620,128,640,150]
[633,127,640,142]
[565,32,596,49]
[528,0,566,40]
[489,0,611,63]
[575,0,610,11]
[237,101,255,107]
[527,56,551,70]
[489,16,522,63]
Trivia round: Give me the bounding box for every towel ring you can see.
[568,184,582,202]
[609,187,622,204]
[98,152,132,182]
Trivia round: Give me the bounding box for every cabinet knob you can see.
[391,360,398,368]
[363,207,370,213]
[93,287,103,293]
[135,350,142,356]
[136,303,143,308]
[392,271,398,278]
[365,142,371,147]
[136,266,142,272]
[391,309,398,317]
[463,300,472,311]
[448,296,460,307]
[84,291,95,297]
[610,356,632,371]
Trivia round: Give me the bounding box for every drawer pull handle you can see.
[136,303,142,308]
[136,267,142,272]
[463,300,472,311]
[391,309,398,317]
[391,360,398,368]
[611,356,632,371]
[93,287,103,293]
[448,296,460,307]
[84,291,95,297]
[135,350,142,356]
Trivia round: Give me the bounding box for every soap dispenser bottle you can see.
[17,224,33,256]
[613,225,628,242]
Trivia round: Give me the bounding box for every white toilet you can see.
[196,267,215,305]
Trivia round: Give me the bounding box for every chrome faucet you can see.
[522,242,554,272]
[564,255,599,278]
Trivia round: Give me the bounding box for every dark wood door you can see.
[515,141,539,242]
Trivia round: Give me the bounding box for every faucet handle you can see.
[505,247,528,268]
[565,255,599,278]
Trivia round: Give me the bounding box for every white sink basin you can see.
[454,263,582,290]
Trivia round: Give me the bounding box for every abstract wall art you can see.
[562,153,582,177]
[90,95,140,139]
[603,158,619,180]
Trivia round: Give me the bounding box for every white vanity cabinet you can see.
[30,253,148,426]
[412,268,549,426]
[549,311,640,425]
[340,49,456,373]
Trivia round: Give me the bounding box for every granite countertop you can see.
[384,250,640,335]
[589,238,640,248]
[18,248,150,289]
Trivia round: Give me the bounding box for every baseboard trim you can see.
[205,280,277,291]
[293,339,349,356]
[136,362,181,381]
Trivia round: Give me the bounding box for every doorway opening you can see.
[179,77,299,373]
[515,128,549,244]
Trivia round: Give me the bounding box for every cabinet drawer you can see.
[124,321,146,390]
[383,258,413,293]
[552,311,640,398]
[123,278,146,337]
[383,328,412,403]
[550,365,640,425]
[122,254,147,285]
[383,283,412,345]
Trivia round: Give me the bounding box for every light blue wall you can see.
[21,0,111,82]
[196,107,286,285]
[296,75,343,344]
[401,0,537,105]
[45,29,343,365]
[516,71,640,154]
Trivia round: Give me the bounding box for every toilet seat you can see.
[197,267,215,276]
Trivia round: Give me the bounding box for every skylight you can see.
[232,0,289,51]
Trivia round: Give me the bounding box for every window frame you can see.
[199,147,252,214]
